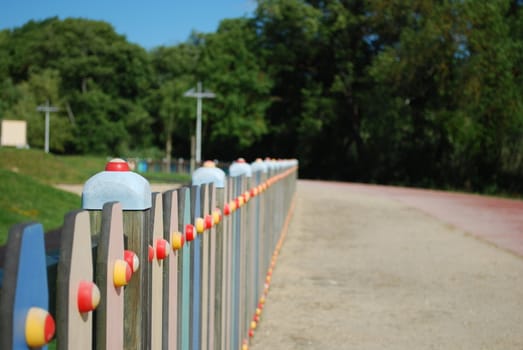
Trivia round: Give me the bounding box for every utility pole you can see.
[36,100,60,153]
[183,82,215,164]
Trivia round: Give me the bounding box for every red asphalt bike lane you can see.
[319,181,523,257]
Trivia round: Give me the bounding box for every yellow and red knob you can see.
[195,217,205,234]
[235,196,244,208]
[155,238,170,260]
[243,191,250,203]
[113,259,132,287]
[25,307,55,347]
[213,208,222,224]
[77,280,101,313]
[171,231,184,250]
[124,250,140,273]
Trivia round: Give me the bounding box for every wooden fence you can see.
[0,157,298,350]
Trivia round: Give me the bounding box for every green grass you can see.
[0,148,108,184]
[0,168,81,245]
[0,148,191,244]
[141,170,191,184]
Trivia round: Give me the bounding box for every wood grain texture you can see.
[150,193,164,350]
[56,210,93,350]
[162,189,179,350]
[96,202,125,350]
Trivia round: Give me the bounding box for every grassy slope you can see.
[0,148,108,184]
[0,169,81,244]
[0,149,107,244]
[0,148,190,244]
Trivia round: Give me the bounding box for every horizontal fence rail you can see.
[0,157,298,350]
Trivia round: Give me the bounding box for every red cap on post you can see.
[105,158,130,172]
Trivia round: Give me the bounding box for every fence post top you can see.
[251,158,268,174]
[82,158,152,210]
[229,158,252,177]
[192,161,226,188]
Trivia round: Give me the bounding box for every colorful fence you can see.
[0,157,298,350]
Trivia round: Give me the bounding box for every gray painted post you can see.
[192,162,226,350]
[150,192,169,349]
[82,158,152,350]
[162,189,180,350]
[223,176,234,350]
[178,186,192,350]
[250,159,268,315]
[229,159,252,347]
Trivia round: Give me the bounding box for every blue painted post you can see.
[82,158,152,350]
[0,223,54,350]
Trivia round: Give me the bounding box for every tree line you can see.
[1,0,523,195]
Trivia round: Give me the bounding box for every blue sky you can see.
[0,0,257,49]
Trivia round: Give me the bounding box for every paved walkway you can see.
[250,180,523,350]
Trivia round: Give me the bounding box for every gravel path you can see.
[250,180,523,350]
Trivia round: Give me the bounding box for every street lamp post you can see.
[184,82,215,164]
[36,100,60,153]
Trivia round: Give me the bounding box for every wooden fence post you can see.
[82,158,152,350]
[229,159,252,348]
[250,159,268,324]
[178,186,192,350]
[94,202,127,349]
[192,162,226,350]
[162,189,180,350]
[56,209,98,350]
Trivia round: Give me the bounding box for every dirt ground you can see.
[55,183,180,196]
[250,180,523,350]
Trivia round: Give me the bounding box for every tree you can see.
[2,69,73,152]
[148,44,200,164]
[3,17,153,155]
[197,18,273,159]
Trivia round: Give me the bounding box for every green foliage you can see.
[1,3,523,195]
[200,18,273,156]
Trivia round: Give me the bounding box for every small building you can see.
[1,120,28,148]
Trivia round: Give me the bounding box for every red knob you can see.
[105,158,130,171]
[124,250,140,273]
[204,214,213,230]
[224,203,231,216]
[77,281,101,313]
[156,238,170,260]
[185,224,196,242]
